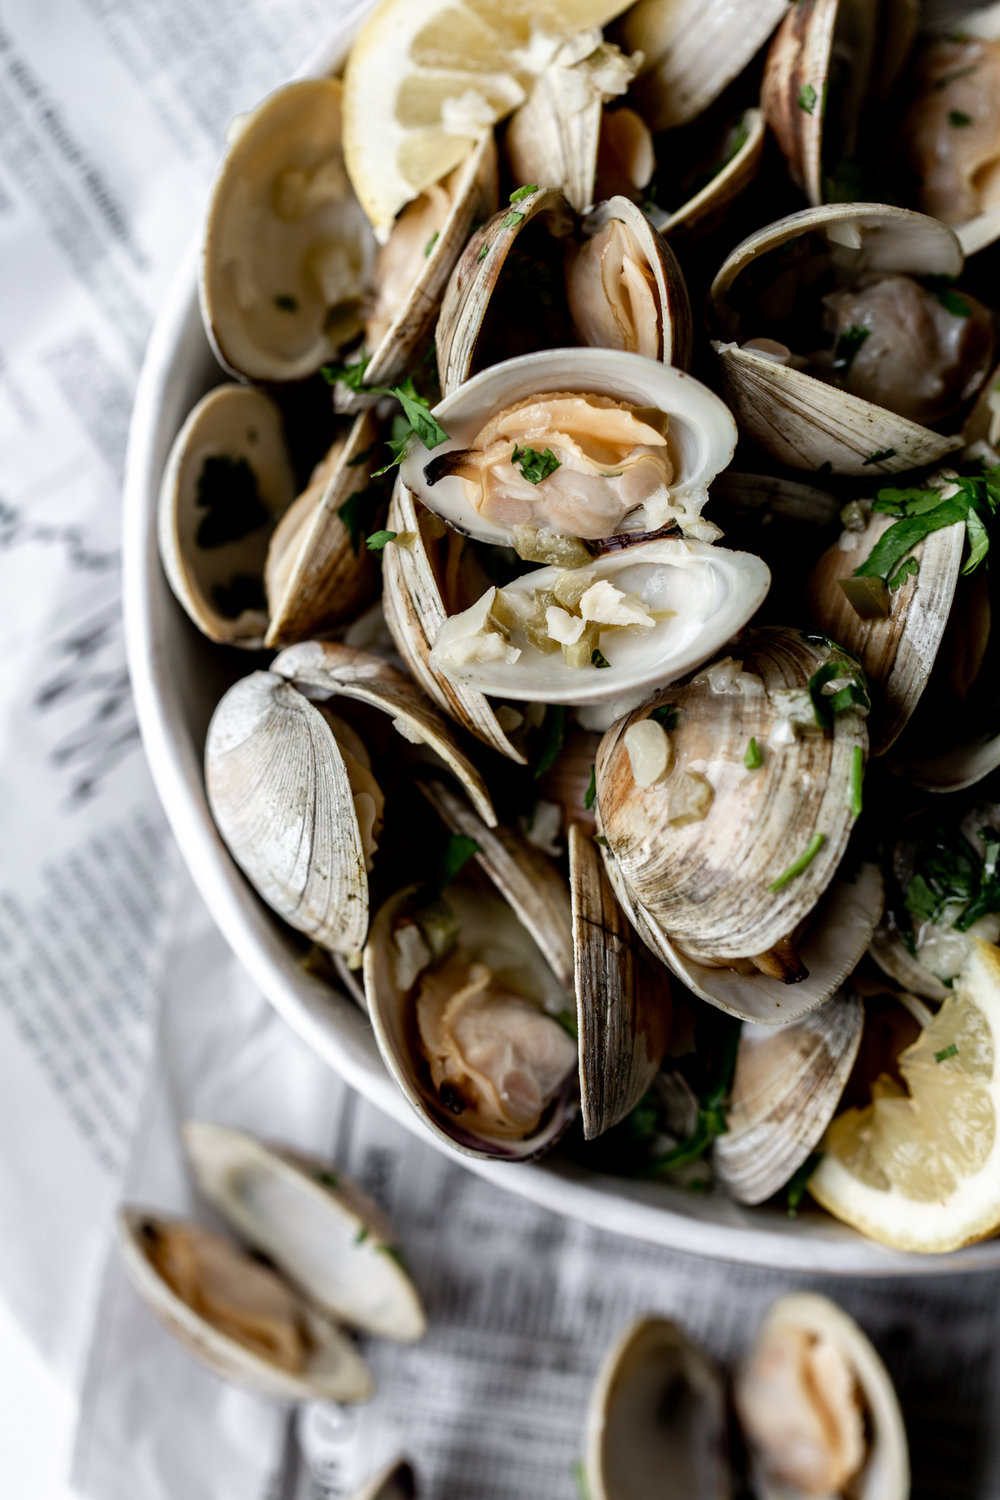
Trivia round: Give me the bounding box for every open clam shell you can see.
[712,988,864,1205]
[808,508,966,756]
[183,1122,426,1341]
[735,1293,909,1500]
[117,1208,374,1402]
[363,878,578,1162]
[201,78,376,382]
[361,132,499,392]
[158,384,296,648]
[400,347,738,547]
[616,0,789,132]
[569,823,671,1139]
[651,862,884,1025]
[596,628,869,981]
[264,409,381,647]
[709,204,974,476]
[380,477,529,763]
[653,108,767,240]
[427,535,770,708]
[585,1315,731,1500]
[436,186,576,397]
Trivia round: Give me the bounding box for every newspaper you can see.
[1,0,999,1497]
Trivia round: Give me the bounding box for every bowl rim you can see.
[121,18,1000,1278]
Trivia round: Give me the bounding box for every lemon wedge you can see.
[810,939,1000,1253]
[342,0,635,240]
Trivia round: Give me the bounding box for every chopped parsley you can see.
[650,704,679,730]
[798,83,818,114]
[509,183,539,202]
[888,556,920,591]
[850,744,864,819]
[511,443,560,484]
[534,705,566,778]
[903,822,1000,936]
[806,647,871,731]
[833,325,870,371]
[744,737,763,770]
[862,448,897,466]
[647,1021,741,1175]
[721,112,749,167]
[949,110,973,126]
[313,1169,340,1189]
[273,293,298,311]
[338,483,382,554]
[436,834,481,891]
[366,529,397,551]
[584,763,597,810]
[195,455,270,548]
[501,209,525,229]
[591,648,611,668]
[594,833,609,847]
[423,231,439,256]
[354,1225,369,1244]
[555,1008,579,1040]
[935,1043,959,1063]
[378,1243,409,1270]
[768,833,826,893]
[322,361,449,474]
[476,240,491,263]
[851,463,1000,585]
[925,274,971,318]
[786,1152,822,1217]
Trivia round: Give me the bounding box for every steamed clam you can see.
[117,1122,425,1401]
[710,204,993,475]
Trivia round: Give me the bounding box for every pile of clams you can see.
[157,0,1000,1249]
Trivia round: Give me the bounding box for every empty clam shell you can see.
[654,108,767,239]
[158,384,296,648]
[735,1293,909,1500]
[183,1122,426,1342]
[400,346,738,547]
[585,1315,731,1500]
[117,1208,374,1402]
[617,0,789,131]
[363,878,578,1162]
[380,477,529,763]
[570,822,671,1139]
[201,78,376,382]
[712,988,864,1205]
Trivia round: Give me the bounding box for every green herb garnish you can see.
[648,1022,741,1175]
[807,656,871,731]
[744,737,763,770]
[584,763,597,810]
[423,231,439,256]
[903,823,1000,935]
[852,464,1000,585]
[476,240,491,262]
[888,556,920,591]
[509,183,538,203]
[314,1169,340,1189]
[321,353,371,391]
[768,833,826,893]
[935,1043,959,1063]
[195,455,270,548]
[833,325,870,371]
[338,483,382,554]
[511,443,560,484]
[949,110,973,126]
[437,834,481,891]
[850,744,864,819]
[366,529,397,551]
[502,209,525,229]
[323,362,449,475]
[786,1152,822,1217]
[798,83,818,113]
[354,1225,369,1244]
[555,1009,579,1040]
[650,704,679,730]
[862,448,897,466]
[591,648,611,668]
[534,705,566,778]
[925,274,971,317]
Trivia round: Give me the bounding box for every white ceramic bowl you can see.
[122,21,1000,1276]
